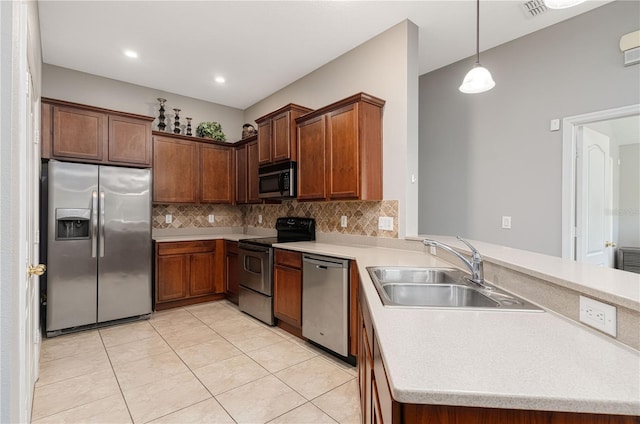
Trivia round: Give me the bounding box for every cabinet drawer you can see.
[275,249,302,268]
[157,240,216,256]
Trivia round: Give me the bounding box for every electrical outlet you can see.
[258,214,263,224]
[208,214,214,223]
[501,216,512,229]
[429,246,437,255]
[340,216,348,228]
[165,214,172,224]
[579,296,617,337]
[378,216,394,231]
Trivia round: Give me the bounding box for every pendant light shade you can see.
[459,64,496,93]
[544,0,586,9]
[459,0,495,94]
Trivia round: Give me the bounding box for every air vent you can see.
[521,0,548,17]
[617,247,640,274]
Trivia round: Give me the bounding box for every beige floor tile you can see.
[175,338,242,370]
[216,375,306,424]
[149,307,192,323]
[191,306,244,326]
[31,394,131,424]
[31,369,121,421]
[112,351,189,391]
[268,402,338,424]
[150,314,206,335]
[40,330,104,363]
[121,371,211,424]
[36,347,111,387]
[208,315,264,335]
[159,324,221,349]
[224,326,288,352]
[312,379,362,424]
[99,320,158,348]
[106,333,173,366]
[247,340,317,373]
[299,343,358,376]
[148,398,234,424]
[184,299,235,314]
[275,357,355,400]
[194,354,269,395]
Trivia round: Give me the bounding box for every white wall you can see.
[42,64,246,142]
[244,20,419,238]
[418,1,640,256]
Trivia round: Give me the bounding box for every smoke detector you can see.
[521,0,548,17]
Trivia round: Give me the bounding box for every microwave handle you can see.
[279,172,286,194]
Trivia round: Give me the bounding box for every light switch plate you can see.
[208,214,214,223]
[378,216,394,231]
[165,214,172,224]
[340,216,348,228]
[501,216,512,229]
[258,214,263,224]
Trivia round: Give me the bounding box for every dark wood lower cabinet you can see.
[225,241,239,304]
[154,240,225,310]
[358,290,638,424]
[274,249,303,337]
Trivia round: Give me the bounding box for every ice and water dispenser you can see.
[55,208,90,240]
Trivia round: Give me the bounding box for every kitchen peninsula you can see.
[153,227,640,422]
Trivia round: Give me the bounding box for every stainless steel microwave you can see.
[258,161,296,199]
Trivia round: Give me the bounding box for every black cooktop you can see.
[241,217,315,247]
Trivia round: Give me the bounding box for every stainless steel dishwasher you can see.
[302,253,350,357]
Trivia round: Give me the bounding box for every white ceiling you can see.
[38,0,611,110]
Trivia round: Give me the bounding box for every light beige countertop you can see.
[273,240,640,416]
[152,227,275,243]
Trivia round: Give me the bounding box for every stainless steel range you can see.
[238,217,315,325]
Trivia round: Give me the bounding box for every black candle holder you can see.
[157,98,167,131]
[173,108,181,134]
[186,117,193,136]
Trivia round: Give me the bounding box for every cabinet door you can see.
[273,265,302,328]
[297,115,327,200]
[247,140,261,203]
[327,103,360,199]
[257,120,272,164]
[52,106,107,161]
[153,137,198,203]
[108,115,151,166]
[157,255,188,302]
[200,144,233,204]
[272,111,292,163]
[189,252,216,297]
[235,144,248,204]
[225,241,239,304]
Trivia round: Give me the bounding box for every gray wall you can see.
[42,64,246,142]
[418,1,640,256]
[618,143,640,247]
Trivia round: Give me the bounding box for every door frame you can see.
[561,103,640,261]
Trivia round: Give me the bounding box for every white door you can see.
[576,126,614,267]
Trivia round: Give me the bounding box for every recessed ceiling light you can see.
[124,50,138,59]
[215,76,226,84]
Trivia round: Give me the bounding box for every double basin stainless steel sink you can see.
[366,267,542,311]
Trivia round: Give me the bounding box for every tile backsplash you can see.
[153,200,398,238]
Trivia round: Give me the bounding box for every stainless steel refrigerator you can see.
[45,160,152,336]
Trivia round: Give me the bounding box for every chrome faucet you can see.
[422,236,486,287]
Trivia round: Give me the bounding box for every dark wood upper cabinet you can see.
[256,104,313,165]
[200,143,233,204]
[234,135,260,205]
[152,136,198,204]
[42,98,153,167]
[152,132,233,205]
[296,93,384,201]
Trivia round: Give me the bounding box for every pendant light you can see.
[459,0,495,94]
[544,0,586,9]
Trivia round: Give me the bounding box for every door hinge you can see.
[34,129,40,145]
[35,230,40,244]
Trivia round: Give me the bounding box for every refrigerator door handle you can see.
[91,191,98,258]
[99,191,105,257]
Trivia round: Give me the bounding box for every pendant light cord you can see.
[476,0,480,65]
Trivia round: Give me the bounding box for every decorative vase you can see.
[173,108,181,134]
[157,98,167,131]
[186,117,192,136]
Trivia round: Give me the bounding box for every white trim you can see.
[561,103,640,260]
